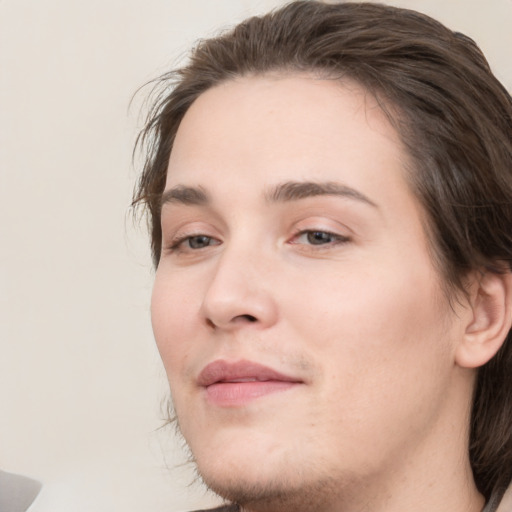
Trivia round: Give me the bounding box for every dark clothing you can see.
[484,483,512,512]
[192,507,238,512]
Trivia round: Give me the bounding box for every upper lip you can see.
[197,359,302,387]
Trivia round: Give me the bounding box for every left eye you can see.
[293,230,348,246]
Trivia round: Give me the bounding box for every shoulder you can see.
[0,470,42,512]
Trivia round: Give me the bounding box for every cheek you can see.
[288,255,452,399]
[150,270,201,380]
[282,267,454,463]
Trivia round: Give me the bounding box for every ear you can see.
[455,270,512,369]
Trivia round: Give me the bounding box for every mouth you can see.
[197,359,303,407]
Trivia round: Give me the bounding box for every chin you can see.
[197,463,349,512]
[191,441,354,512]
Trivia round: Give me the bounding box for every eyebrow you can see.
[265,181,378,208]
[160,180,377,209]
[160,185,209,208]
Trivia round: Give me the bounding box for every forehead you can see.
[165,73,412,210]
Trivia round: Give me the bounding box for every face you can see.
[151,75,466,510]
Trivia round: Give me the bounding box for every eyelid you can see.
[288,228,350,245]
[161,221,222,255]
[289,214,352,236]
[170,232,220,248]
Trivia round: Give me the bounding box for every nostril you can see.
[205,314,257,328]
[234,314,257,323]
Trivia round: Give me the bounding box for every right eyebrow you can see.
[160,185,209,208]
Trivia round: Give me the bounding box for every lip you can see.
[198,359,303,407]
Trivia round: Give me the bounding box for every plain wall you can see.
[1,1,511,511]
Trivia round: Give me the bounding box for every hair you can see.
[133,0,512,501]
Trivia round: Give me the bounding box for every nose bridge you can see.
[201,236,278,330]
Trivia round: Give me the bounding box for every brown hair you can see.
[133,1,512,499]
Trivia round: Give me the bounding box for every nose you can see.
[201,248,279,331]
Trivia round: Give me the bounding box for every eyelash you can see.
[165,229,349,255]
[167,233,220,253]
[289,229,350,248]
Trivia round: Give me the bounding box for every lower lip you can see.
[204,381,297,407]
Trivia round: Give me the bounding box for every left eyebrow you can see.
[265,181,378,208]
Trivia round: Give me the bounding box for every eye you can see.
[186,235,216,249]
[291,230,349,246]
[168,234,221,253]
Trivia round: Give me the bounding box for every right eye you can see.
[184,235,216,249]
[168,234,221,252]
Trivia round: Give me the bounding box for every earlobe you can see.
[455,270,512,369]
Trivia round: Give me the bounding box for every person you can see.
[132,1,512,511]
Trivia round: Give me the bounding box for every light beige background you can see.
[1,1,511,511]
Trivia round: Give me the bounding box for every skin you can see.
[151,74,486,512]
